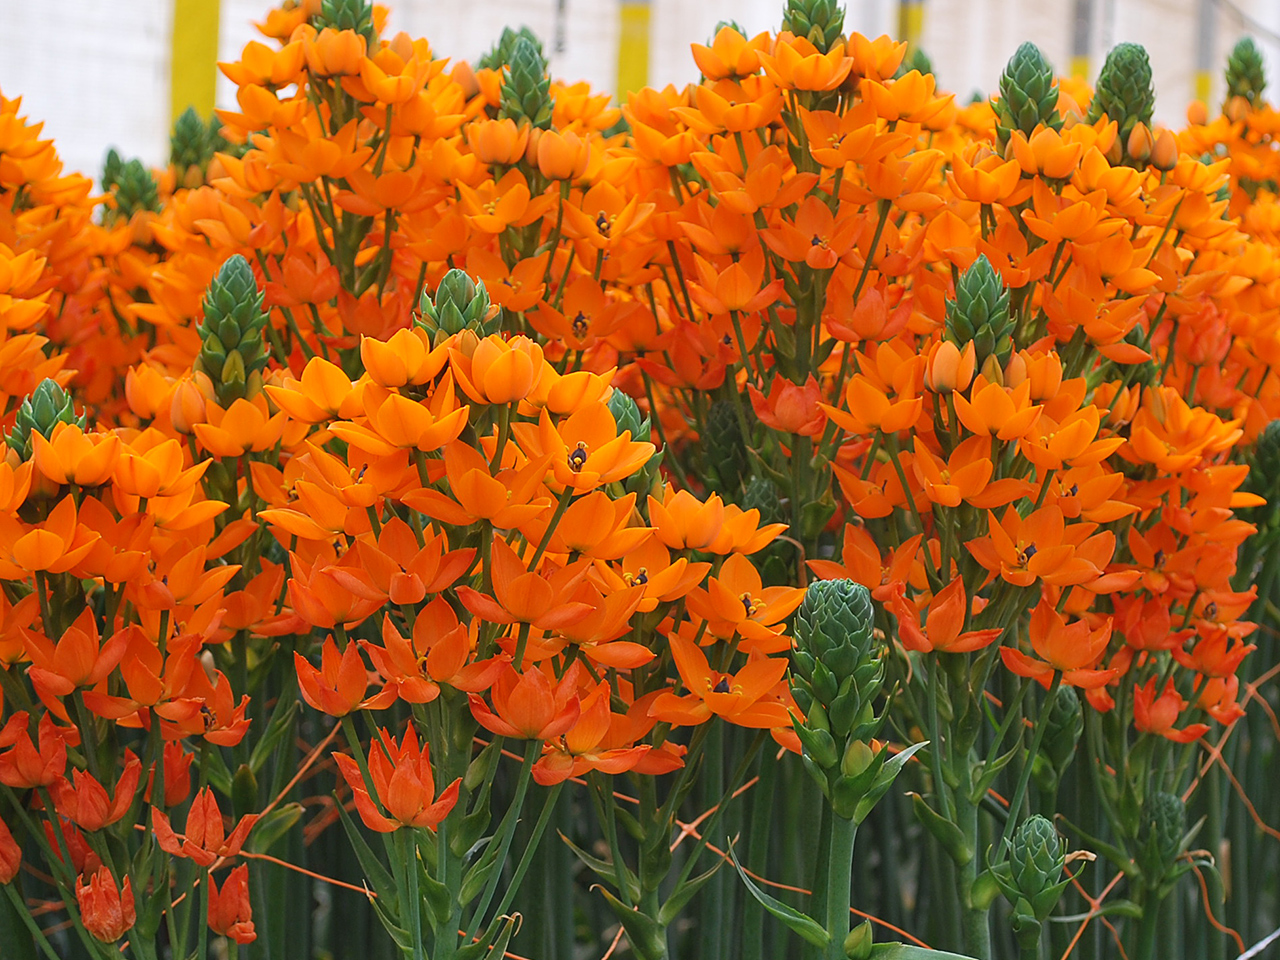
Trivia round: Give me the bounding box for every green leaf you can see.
[854,741,928,824]
[334,795,396,898]
[249,691,299,774]
[246,804,303,854]
[657,859,722,926]
[560,831,641,902]
[908,793,972,866]
[728,844,830,948]
[456,913,520,960]
[867,943,980,959]
[595,883,669,960]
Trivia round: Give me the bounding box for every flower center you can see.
[568,441,589,472]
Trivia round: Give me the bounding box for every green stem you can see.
[465,740,539,939]
[491,782,564,919]
[824,814,858,960]
[2,882,63,960]
[402,829,425,960]
[997,673,1063,856]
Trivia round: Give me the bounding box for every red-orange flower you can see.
[208,864,257,944]
[1133,678,1210,743]
[999,597,1116,689]
[76,867,135,943]
[333,723,461,833]
[469,662,583,740]
[152,787,258,867]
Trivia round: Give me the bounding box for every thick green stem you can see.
[956,796,991,960]
[824,814,858,960]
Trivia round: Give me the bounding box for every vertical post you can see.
[617,0,651,100]
[898,0,925,49]
[170,0,222,121]
[1194,0,1215,104]
[1070,0,1092,78]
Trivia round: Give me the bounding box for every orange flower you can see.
[889,578,1003,653]
[0,712,68,787]
[264,356,357,423]
[536,128,593,181]
[457,537,593,633]
[808,527,921,601]
[208,864,256,944]
[192,396,288,458]
[763,195,859,269]
[650,636,792,728]
[562,181,654,249]
[362,601,504,703]
[0,495,99,576]
[333,385,469,455]
[690,248,785,315]
[329,522,474,606]
[76,867,135,943]
[52,753,142,832]
[648,486,724,551]
[533,681,650,785]
[970,505,1113,588]
[999,596,1115,689]
[520,490,653,560]
[1132,678,1210,743]
[296,635,386,716]
[450,334,545,405]
[31,423,119,487]
[690,26,770,80]
[687,552,805,651]
[152,786,258,867]
[952,376,1042,440]
[513,402,654,493]
[359,327,449,388]
[469,662,583,740]
[23,609,132,721]
[464,117,531,165]
[113,431,210,500]
[333,723,461,832]
[0,815,19,884]
[760,35,852,91]
[402,441,550,529]
[301,25,366,78]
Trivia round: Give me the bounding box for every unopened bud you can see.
[1126,121,1153,164]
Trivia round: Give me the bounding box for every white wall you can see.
[2,0,1280,183]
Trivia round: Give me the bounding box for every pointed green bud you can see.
[101,148,124,192]
[478,26,544,73]
[418,268,497,339]
[103,155,160,224]
[1087,43,1155,150]
[1008,816,1066,921]
[6,379,86,460]
[1139,791,1186,868]
[945,254,1012,368]
[994,42,1060,148]
[841,739,875,778]
[781,0,846,53]
[170,107,210,171]
[1042,684,1083,778]
[741,476,786,528]
[703,401,750,496]
[793,579,882,733]
[844,920,873,960]
[607,391,647,441]
[314,0,376,43]
[1226,37,1266,107]
[194,255,270,405]
[499,34,553,129]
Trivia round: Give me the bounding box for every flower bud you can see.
[499,34,553,129]
[419,268,497,340]
[944,254,1012,370]
[1086,42,1155,154]
[76,867,136,943]
[1139,791,1186,868]
[844,920,873,960]
[1150,127,1178,171]
[194,255,270,405]
[1009,816,1065,915]
[780,0,845,53]
[841,738,875,778]
[1126,121,1152,165]
[1225,37,1266,109]
[6,379,87,461]
[994,42,1060,148]
[924,339,976,393]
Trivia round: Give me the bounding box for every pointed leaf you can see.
[595,883,669,960]
[334,795,397,898]
[657,859,723,926]
[728,845,830,948]
[560,831,641,902]
[854,741,929,823]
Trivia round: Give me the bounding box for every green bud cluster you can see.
[416,269,499,344]
[1086,42,1156,146]
[314,0,376,44]
[1226,37,1267,107]
[790,580,901,820]
[170,108,231,183]
[1034,685,1083,794]
[704,400,749,496]
[1138,791,1187,877]
[101,149,160,224]
[993,42,1061,148]
[499,34,553,130]
[608,391,663,499]
[742,476,785,528]
[781,0,846,54]
[478,26,543,73]
[991,816,1071,952]
[6,379,87,460]
[193,255,271,405]
[944,255,1013,369]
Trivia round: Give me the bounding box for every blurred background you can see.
[1,0,1279,185]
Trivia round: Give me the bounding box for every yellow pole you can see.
[898,0,924,48]
[170,0,222,122]
[617,0,651,100]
